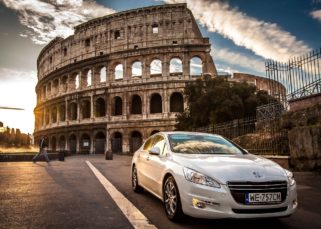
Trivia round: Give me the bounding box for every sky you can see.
[0,0,320,134]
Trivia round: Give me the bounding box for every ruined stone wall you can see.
[34,3,217,155]
[231,73,286,98]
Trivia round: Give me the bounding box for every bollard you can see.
[105,150,113,160]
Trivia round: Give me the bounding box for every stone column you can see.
[90,95,94,119]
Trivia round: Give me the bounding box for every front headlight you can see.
[183,167,220,188]
[285,169,296,186]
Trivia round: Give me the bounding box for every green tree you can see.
[175,77,276,130]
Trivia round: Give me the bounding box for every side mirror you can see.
[243,149,249,154]
[149,147,160,155]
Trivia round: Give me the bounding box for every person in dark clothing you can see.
[33,135,50,163]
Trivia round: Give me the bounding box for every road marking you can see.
[86,161,157,229]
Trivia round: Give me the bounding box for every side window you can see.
[143,137,154,151]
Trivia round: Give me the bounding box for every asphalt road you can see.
[1,155,321,229]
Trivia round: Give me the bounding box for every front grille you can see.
[232,207,288,214]
[228,181,288,205]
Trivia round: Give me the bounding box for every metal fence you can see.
[265,48,321,102]
[193,116,289,155]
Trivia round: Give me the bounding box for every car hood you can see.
[171,153,287,184]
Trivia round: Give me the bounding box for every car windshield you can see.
[168,133,245,155]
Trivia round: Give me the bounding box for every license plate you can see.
[245,192,281,204]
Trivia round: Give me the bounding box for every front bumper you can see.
[177,176,297,219]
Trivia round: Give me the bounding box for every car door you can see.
[137,136,155,188]
[145,135,168,196]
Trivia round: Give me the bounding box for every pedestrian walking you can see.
[33,135,50,164]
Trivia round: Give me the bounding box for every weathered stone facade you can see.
[34,4,217,154]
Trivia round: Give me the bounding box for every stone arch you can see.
[51,107,57,123]
[111,132,122,153]
[150,59,162,75]
[170,92,184,112]
[190,56,203,76]
[130,131,143,153]
[115,64,123,80]
[95,97,106,117]
[45,109,50,125]
[61,75,68,92]
[53,78,59,94]
[59,104,66,121]
[59,135,66,151]
[95,132,106,154]
[80,133,91,154]
[113,96,122,116]
[132,61,142,77]
[100,66,107,83]
[170,57,183,74]
[150,93,162,114]
[68,134,77,154]
[51,136,57,151]
[131,94,142,114]
[68,102,77,120]
[81,100,91,119]
[86,69,92,86]
[42,85,47,99]
[47,82,52,95]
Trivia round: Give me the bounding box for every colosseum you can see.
[34,3,217,155]
[34,3,285,155]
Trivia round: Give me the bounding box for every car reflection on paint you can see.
[131,132,297,221]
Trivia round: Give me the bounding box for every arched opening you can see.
[115,64,123,80]
[59,135,66,151]
[190,56,203,75]
[45,111,49,125]
[100,67,106,83]
[75,74,80,89]
[112,132,122,153]
[170,92,184,112]
[87,69,92,86]
[113,96,122,116]
[69,134,77,154]
[51,107,57,123]
[42,86,47,99]
[150,130,160,136]
[95,132,106,154]
[130,131,143,153]
[47,82,52,95]
[69,102,77,120]
[170,58,183,74]
[53,79,59,93]
[131,95,142,114]
[132,61,142,77]
[80,133,90,154]
[51,136,56,151]
[59,104,66,121]
[95,98,106,117]
[150,59,162,75]
[61,75,68,92]
[150,93,162,114]
[81,100,91,119]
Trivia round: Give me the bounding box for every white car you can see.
[131,132,297,221]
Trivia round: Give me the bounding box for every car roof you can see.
[160,131,222,137]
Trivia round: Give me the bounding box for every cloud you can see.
[2,0,116,45]
[164,0,311,62]
[213,47,265,74]
[0,68,37,82]
[311,9,321,22]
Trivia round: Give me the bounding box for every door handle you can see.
[146,156,150,161]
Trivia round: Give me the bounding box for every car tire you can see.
[132,165,144,193]
[163,176,184,221]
